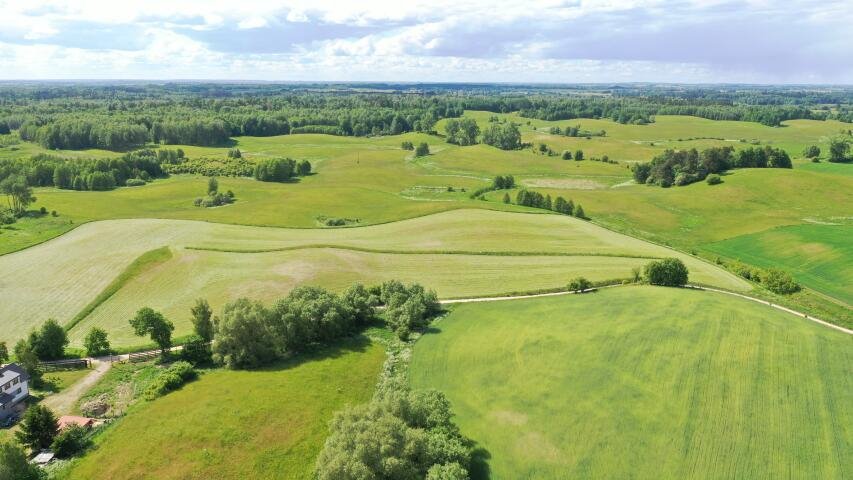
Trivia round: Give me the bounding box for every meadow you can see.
[410,286,853,479]
[0,209,749,348]
[61,337,385,480]
[705,223,853,304]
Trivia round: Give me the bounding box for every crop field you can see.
[705,223,853,304]
[410,286,853,479]
[62,337,385,480]
[0,209,749,348]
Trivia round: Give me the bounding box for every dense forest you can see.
[0,83,851,150]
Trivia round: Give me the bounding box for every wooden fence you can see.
[38,358,91,370]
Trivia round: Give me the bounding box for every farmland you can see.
[61,337,385,480]
[410,286,853,479]
[0,209,749,348]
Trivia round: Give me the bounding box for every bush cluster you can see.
[144,361,197,400]
[516,190,585,218]
[376,281,441,340]
[253,157,311,182]
[727,261,800,294]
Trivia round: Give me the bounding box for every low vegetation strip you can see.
[63,247,173,331]
[410,286,852,479]
[185,244,661,259]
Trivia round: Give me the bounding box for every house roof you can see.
[0,363,30,382]
[58,415,95,429]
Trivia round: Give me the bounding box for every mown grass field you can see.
[410,286,853,479]
[61,337,385,480]
[0,209,748,348]
[704,224,853,304]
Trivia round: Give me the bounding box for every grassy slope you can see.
[410,286,852,479]
[0,209,748,348]
[64,338,385,480]
[705,224,853,304]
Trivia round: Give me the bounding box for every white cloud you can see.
[0,0,849,82]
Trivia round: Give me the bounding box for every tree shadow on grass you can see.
[469,445,493,480]
[253,334,373,374]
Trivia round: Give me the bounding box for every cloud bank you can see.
[0,0,850,83]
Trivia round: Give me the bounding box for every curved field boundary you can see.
[185,244,660,259]
[64,246,173,332]
[684,285,853,335]
[442,284,851,335]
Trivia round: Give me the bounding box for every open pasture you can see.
[63,337,385,480]
[0,209,749,348]
[410,286,853,479]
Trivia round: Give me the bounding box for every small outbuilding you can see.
[31,451,55,465]
[58,415,95,430]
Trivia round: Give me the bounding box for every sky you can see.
[0,0,851,84]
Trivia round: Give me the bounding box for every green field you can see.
[705,224,853,304]
[410,286,852,479]
[62,337,385,480]
[0,209,748,348]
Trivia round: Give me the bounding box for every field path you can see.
[441,284,853,335]
[41,359,112,415]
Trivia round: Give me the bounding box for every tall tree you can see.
[15,405,59,451]
[191,298,214,342]
[0,175,35,215]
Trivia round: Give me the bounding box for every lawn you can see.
[62,337,385,480]
[0,209,748,348]
[704,223,853,304]
[410,286,852,479]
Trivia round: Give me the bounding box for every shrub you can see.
[144,361,196,399]
[401,141,414,150]
[706,174,722,185]
[181,335,212,365]
[761,269,800,294]
[644,258,689,286]
[803,145,820,158]
[125,178,146,187]
[568,277,592,292]
[562,150,572,160]
[415,142,430,157]
[51,425,92,458]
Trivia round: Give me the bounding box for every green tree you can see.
[415,142,430,157]
[828,136,851,163]
[212,298,277,369]
[207,176,218,195]
[12,340,42,387]
[574,204,586,219]
[0,175,36,216]
[29,319,68,360]
[574,149,584,161]
[15,405,58,451]
[129,307,175,354]
[83,327,111,357]
[190,298,214,342]
[0,341,7,363]
[502,192,510,204]
[644,258,689,286]
[0,443,44,480]
[561,150,572,160]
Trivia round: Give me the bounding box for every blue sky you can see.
[0,0,851,83]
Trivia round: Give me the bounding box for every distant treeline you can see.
[0,84,851,151]
[632,146,792,187]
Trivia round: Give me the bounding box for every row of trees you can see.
[514,190,586,218]
[632,146,791,187]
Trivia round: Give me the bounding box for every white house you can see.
[0,363,30,422]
